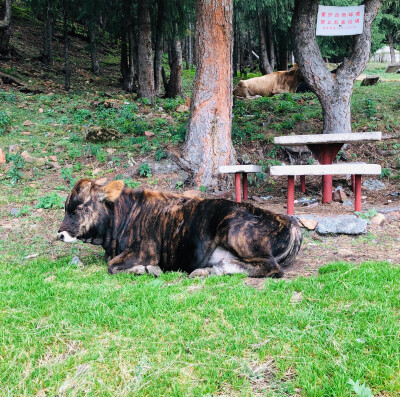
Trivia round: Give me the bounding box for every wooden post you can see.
[235,172,241,202]
[287,176,295,215]
[242,172,248,201]
[354,174,362,212]
[300,175,306,193]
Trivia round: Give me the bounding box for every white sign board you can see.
[316,5,364,36]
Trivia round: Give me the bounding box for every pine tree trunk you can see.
[154,0,164,95]
[63,2,70,91]
[120,30,129,83]
[388,33,396,64]
[258,11,273,74]
[291,0,382,134]
[0,0,12,57]
[88,21,100,75]
[247,30,253,70]
[182,0,235,188]
[137,0,155,100]
[42,3,53,66]
[187,23,193,68]
[165,39,182,98]
[124,23,136,92]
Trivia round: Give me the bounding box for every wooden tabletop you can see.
[274,131,382,146]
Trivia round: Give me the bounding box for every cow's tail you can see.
[274,218,302,267]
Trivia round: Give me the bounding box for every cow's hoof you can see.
[127,265,146,275]
[189,268,212,278]
[146,265,162,277]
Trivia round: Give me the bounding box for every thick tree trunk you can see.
[0,0,12,56]
[88,21,100,75]
[265,13,275,71]
[182,0,235,188]
[258,11,273,74]
[42,3,53,66]
[291,0,382,134]
[388,32,396,63]
[63,2,70,91]
[137,0,155,100]
[164,39,182,98]
[154,0,164,95]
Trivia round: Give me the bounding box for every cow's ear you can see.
[100,180,125,202]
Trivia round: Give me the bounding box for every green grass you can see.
[1,259,399,396]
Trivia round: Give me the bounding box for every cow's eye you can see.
[77,204,84,211]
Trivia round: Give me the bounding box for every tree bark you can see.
[182,0,235,188]
[258,11,273,74]
[232,15,238,77]
[154,0,164,95]
[0,0,12,56]
[88,21,100,75]
[63,1,70,91]
[265,12,275,71]
[42,2,53,66]
[388,32,396,63]
[164,38,182,98]
[137,0,155,100]
[187,23,193,68]
[291,0,382,134]
[247,30,253,70]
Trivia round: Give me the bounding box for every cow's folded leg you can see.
[107,250,160,275]
[189,267,213,278]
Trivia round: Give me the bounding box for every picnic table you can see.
[272,131,382,214]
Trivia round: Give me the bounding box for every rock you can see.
[333,188,347,203]
[49,155,57,162]
[370,213,385,226]
[176,104,190,112]
[238,153,252,165]
[23,120,33,126]
[316,215,367,235]
[21,131,31,136]
[147,265,162,277]
[362,179,386,191]
[144,130,155,138]
[105,148,116,155]
[70,256,84,267]
[360,75,379,86]
[10,208,19,216]
[83,126,121,142]
[144,158,189,183]
[385,64,400,73]
[342,200,353,207]
[92,168,102,176]
[0,148,6,164]
[21,151,46,167]
[8,144,20,154]
[298,218,318,230]
[127,265,146,275]
[50,161,61,169]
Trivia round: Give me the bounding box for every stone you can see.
[298,218,318,230]
[316,215,367,235]
[342,200,353,207]
[362,179,386,191]
[49,155,57,162]
[21,131,31,135]
[105,148,116,155]
[360,75,379,86]
[176,104,190,113]
[8,145,20,154]
[83,126,121,142]
[23,120,33,126]
[385,64,400,73]
[21,151,46,167]
[370,213,385,226]
[127,265,146,275]
[338,248,353,257]
[145,158,189,183]
[144,130,155,138]
[333,188,347,203]
[147,265,162,277]
[0,148,6,164]
[10,208,19,216]
[70,256,84,267]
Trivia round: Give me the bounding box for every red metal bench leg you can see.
[235,172,241,203]
[354,175,361,212]
[300,175,306,193]
[242,172,248,201]
[287,176,295,215]
[322,175,333,204]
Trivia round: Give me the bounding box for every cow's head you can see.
[57,178,124,244]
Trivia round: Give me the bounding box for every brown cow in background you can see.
[233,65,304,98]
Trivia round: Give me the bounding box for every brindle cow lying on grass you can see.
[58,179,302,278]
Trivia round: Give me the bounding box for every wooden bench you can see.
[219,165,263,202]
[270,163,381,215]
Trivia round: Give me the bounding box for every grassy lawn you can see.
[1,258,399,396]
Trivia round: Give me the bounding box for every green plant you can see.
[154,149,167,161]
[364,98,377,118]
[354,208,378,223]
[380,168,392,179]
[348,379,374,397]
[307,157,315,165]
[123,178,141,189]
[175,181,183,190]
[5,153,25,185]
[139,163,152,178]
[199,185,207,192]
[35,192,65,209]
[0,110,11,134]
[15,205,32,217]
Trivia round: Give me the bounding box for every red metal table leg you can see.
[354,175,361,212]
[287,176,295,215]
[300,175,306,193]
[235,172,241,203]
[242,172,248,201]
